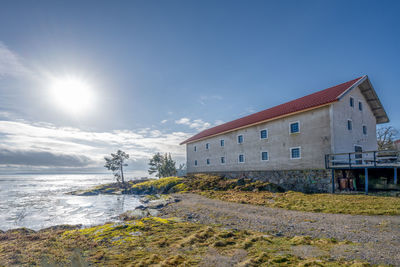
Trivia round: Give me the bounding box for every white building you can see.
[181,76,388,176]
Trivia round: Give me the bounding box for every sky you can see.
[0,0,399,176]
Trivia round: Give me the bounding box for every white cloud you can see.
[161,119,168,124]
[175,117,211,131]
[0,41,30,78]
[198,95,223,105]
[214,120,224,126]
[0,120,191,175]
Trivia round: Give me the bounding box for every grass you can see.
[0,217,371,266]
[130,176,187,194]
[199,190,400,215]
[75,174,400,215]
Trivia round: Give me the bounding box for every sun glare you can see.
[50,76,95,115]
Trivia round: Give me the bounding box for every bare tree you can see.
[377,126,398,150]
[104,150,129,184]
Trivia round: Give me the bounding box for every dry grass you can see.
[200,190,400,215]
[0,217,370,266]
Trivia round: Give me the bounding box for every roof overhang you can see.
[338,75,389,124]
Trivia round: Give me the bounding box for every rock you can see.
[147,199,168,209]
[148,209,160,217]
[6,228,36,235]
[119,209,149,220]
[130,231,142,236]
[39,224,82,232]
[135,205,147,210]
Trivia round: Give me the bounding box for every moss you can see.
[0,217,370,266]
[200,190,400,216]
[130,177,185,194]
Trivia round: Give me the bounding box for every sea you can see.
[0,174,142,231]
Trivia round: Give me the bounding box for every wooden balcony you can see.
[325,150,400,169]
[325,150,399,194]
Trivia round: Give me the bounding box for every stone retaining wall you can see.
[189,169,336,193]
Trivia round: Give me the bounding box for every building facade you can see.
[180,76,388,191]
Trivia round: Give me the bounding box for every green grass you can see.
[200,190,400,215]
[0,217,370,266]
[130,176,186,194]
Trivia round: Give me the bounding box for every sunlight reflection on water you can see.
[0,174,142,231]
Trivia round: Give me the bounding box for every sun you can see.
[50,76,95,115]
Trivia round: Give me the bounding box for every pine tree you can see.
[148,152,177,178]
[104,150,129,184]
[148,152,163,178]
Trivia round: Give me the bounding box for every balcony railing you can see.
[325,150,400,169]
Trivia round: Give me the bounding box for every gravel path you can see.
[160,193,400,266]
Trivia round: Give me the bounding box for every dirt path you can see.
[160,193,400,266]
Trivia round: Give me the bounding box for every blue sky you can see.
[0,0,399,175]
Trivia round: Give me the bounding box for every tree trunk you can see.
[120,164,125,184]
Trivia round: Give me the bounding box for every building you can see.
[395,140,400,151]
[180,75,389,192]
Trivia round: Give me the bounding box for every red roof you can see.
[181,76,364,145]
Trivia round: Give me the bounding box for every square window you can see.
[350,97,354,107]
[206,159,210,165]
[290,122,300,134]
[347,120,352,131]
[261,151,269,161]
[220,157,225,164]
[238,135,244,144]
[238,154,245,163]
[194,160,197,166]
[363,125,367,135]
[260,129,268,139]
[206,143,209,150]
[359,101,363,111]
[291,148,301,159]
[220,140,224,147]
[194,146,197,152]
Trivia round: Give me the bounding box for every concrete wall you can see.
[186,106,332,173]
[331,85,378,153]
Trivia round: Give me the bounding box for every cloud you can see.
[214,120,224,126]
[0,41,29,78]
[198,95,223,105]
[0,149,93,167]
[175,117,211,131]
[0,120,191,175]
[161,119,168,124]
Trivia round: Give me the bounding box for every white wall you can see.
[331,85,378,153]
[186,106,332,173]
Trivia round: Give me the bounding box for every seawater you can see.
[0,174,142,231]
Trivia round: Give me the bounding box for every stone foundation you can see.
[190,169,335,193]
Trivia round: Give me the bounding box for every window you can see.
[359,101,363,111]
[220,157,225,164]
[238,135,244,144]
[363,125,367,135]
[260,129,268,139]
[194,146,197,152]
[350,97,354,107]
[261,151,269,161]
[194,160,198,166]
[290,122,300,134]
[347,120,352,131]
[206,143,209,150]
[238,154,245,163]
[206,158,210,165]
[220,139,225,147]
[290,147,301,159]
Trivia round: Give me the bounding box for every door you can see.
[355,146,363,165]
